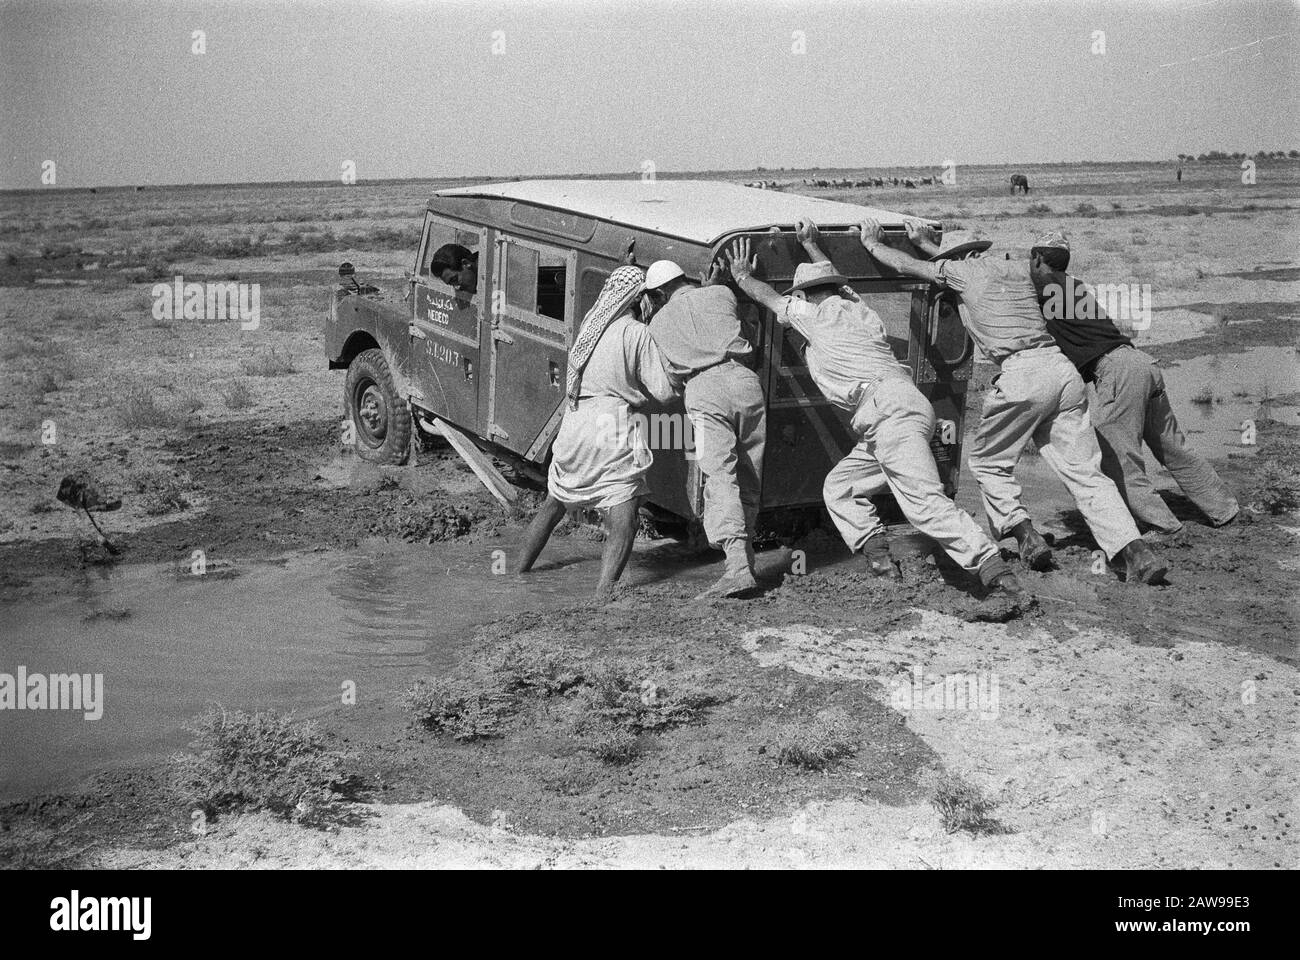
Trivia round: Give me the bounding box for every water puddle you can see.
[1159,345,1300,457]
[0,539,599,799]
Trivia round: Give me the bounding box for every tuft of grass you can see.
[1256,462,1299,514]
[405,641,725,763]
[1074,202,1099,217]
[928,773,1002,834]
[216,379,254,410]
[1026,202,1051,215]
[480,639,588,696]
[129,468,192,515]
[240,346,295,377]
[771,709,859,771]
[403,678,511,740]
[571,718,642,765]
[1190,385,1217,406]
[577,661,720,733]
[113,385,195,431]
[172,707,346,825]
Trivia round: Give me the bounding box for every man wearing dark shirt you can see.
[861,220,1167,585]
[1031,232,1239,533]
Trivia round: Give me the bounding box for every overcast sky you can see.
[1,0,1296,188]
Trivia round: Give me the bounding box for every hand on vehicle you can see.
[726,238,756,281]
[904,218,938,247]
[858,218,886,250]
[794,217,821,245]
[701,259,724,286]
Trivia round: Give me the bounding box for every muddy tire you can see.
[345,348,410,465]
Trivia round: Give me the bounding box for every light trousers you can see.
[1089,345,1239,531]
[968,346,1139,560]
[684,361,766,560]
[823,378,999,572]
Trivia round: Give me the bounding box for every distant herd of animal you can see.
[743,174,1032,193]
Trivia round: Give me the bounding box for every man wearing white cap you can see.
[858,219,1169,585]
[1030,231,1239,533]
[644,259,765,598]
[723,223,1025,601]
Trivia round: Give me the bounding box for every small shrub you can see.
[240,346,295,377]
[772,709,859,771]
[1027,202,1051,215]
[217,379,254,410]
[172,707,346,824]
[1190,385,1216,405]
[578,662,720,733]
[574,719,641,765]
[1256,462,1299,514]
[129,468,192,515]
[482,639,587,696]
[142,256,173,280]
[1074,202,1099,217]
[929,773,1001,834]
[403,677,510,740]
[114,385,193,430]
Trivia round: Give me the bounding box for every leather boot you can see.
[1010,519,1053,571]
[977,554,1028,601]
[861,536,901,580]
[1120,538,1168,585]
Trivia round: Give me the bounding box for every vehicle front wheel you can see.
[345,348,411,464]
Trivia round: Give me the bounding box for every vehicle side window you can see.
[422,221,482,301]
[505,244,567,321]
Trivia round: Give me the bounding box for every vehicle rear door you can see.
[487,233,576,456]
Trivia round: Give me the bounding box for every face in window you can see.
[430,243,478,295]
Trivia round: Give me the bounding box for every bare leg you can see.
[595,498,640,596]
[514,495,567,573]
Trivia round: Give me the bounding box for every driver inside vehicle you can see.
[429,243,478,296]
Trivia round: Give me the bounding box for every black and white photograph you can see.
[0,0,1296,906]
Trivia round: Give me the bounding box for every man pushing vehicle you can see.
[858,218,1168,585]
[724,220,1026,601]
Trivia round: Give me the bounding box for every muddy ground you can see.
[0,161,1297,868]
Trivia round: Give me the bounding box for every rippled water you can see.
[1159,346,1300,457]
[0,540,601,799]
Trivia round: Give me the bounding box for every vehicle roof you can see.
[432,179,927,245]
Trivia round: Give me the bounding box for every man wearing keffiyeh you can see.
[515,265,677,596]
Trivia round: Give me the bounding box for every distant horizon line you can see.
[6,155,1296,195]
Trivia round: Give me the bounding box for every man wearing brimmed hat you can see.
[858,218,1169,586]
[1030,231,1239,533]
[645,259,765,599]
[723,221,1025,600]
